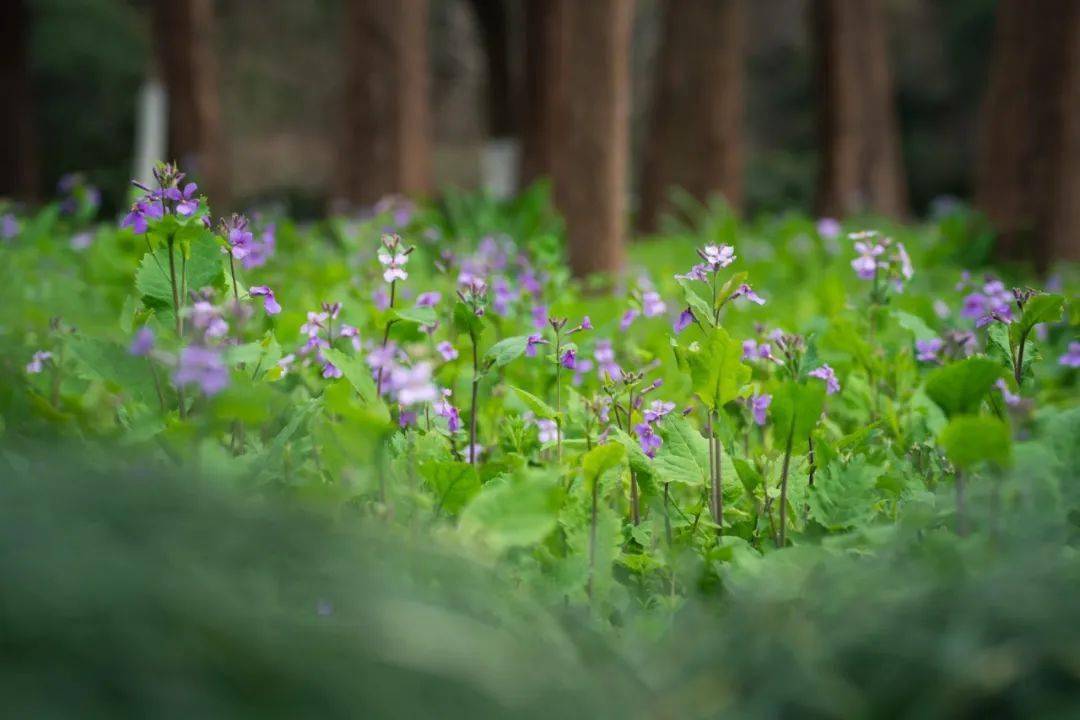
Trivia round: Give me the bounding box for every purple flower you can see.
[70,231,94,250]
[416,291,441,308]
[436,341,458,361]
[241,224,276,269]
[594,340,622,381]
[634,422,662,458]
[531,305,548,330]
[322,302,342,320]
[817,218,841,239]
[249,286,281,315]
[1060,342,1080,368]
[535,418,558,444]
[490,277,515,316]
[915,337,944,363]
[700,244,735,270]
[674,308,695,334]
[519,267,542,297]
[221,215,254,259]
[300,311,328,338]
[851,238,885,280]
[809,364,840,395]
[675,264,709,282]
[643,400,676,424]
[322,361,343,379]
[995,378,1021,407]
[129,327,155,357]
[174,345,228,396]
[366,343,399,373]
[620,308,639,331]
[168,182,199,216]
[372,288,391,311]
[190,300,229,340]
[749,393,771,426]
[580,315,593,331]
[277,353,296,375]
[642,291,667,317]
[26,350,52,374]
[732,283,765,305]
[525,333,547,358]
[338,324,362,351]
[388,362,438,406]
[435,390,462,432]
[1,213,20,240]
[561,348,577,369]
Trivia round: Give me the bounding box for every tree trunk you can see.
[640,0,745,232]
[0,0,38,201]
[520,0,566,186]
[553,0,632,277]
[469,0,515,140]
[812,0,907,219]
[154,0,229,210]
[975,0,1080,265]
[340,0,432,208]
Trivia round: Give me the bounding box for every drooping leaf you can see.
[1011,293,1064,346]
[391,305,438,327]
[322,348,384,414]
[892,310,937,342]
[938,415,1012,469]
[66,335,160,408]
[135,228,223,307]
[808,457,884,530]
[651,414,710,487]
[422,461,481,516]
[924,356,1002,417]
[581,442,625,487]
[771,380,826,444]
[672,326,750,411]
[509,386,557,419]
[484,335,531,368]
[459,470,561,552]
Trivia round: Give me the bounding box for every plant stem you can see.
[148,358,166,413]
[663,482,673,547]
[712,411,723,535]
[554,329,563,462]
[469,326,480,464]
[629,471,640,525]
[777,424,795,547]
[375,280,397,395]
[587,472,599,600]
[955,470,967,536]
[1014,330,1029,388]
[166,235,186,419]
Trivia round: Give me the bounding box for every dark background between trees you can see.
[3,0,1078,273]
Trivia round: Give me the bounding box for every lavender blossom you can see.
[436,341,459,361]
[1,213,19,240]
[249,286,281,315]
[642,291,667,317]
[416,291,442,308]
[700,244,736,270]
[674,308,695,334]
[634,422,662,458]
[808,364,840,395]
[372,288,391,311]
[535,418,559,444]
[389,362,439,406]
[435,389,462,432]
[1060,342,1080,368]
[26,351,53,374]
[525,333,547,358]
[732,283,766,305]
[129,327,155,357]
[174,345,228,396]
[749,393,772,426]
[322,361,343,379]
[594,340,622,381]
[915,337,944,363]
[70,232,94,251]
[816,218,841,239]
[560,348,577,369]
[619,308,639,331]
[995,378,1021,407]
[338,324,362,351]
[643,400,676,424]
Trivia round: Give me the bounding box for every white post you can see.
[133,79,167,190]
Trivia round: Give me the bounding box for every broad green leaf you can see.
[892,310,937,342]
[924,356,1002,417]
[582,442,625,486]
[1012,293,1064,345]
[459,470,561,551]
[510,386,557,419]
[452,301,485,337]
[808,457,884,530]
[421,461,481,516]
[651,415,710,487]
[391,305,437,327]
[938,415,1012,469]
[66,335,160,407]
[322,348,384,413]
[135,228,223,306]
[484,335,531,368]
[609,426,656,481]
[675,277,714,326]
[772,380,826,443]
[672,326,750,411]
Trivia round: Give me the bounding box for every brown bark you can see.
[154,0,229,210]
[975,0,1080,265]
[340,0,432,208]
[0,0,38,201]
[553,0,633,277]
[520,0,566,186]
[469,0,515,139]
[640,0,745,232]
[812,0,907,219]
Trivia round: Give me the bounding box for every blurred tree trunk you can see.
[0,0,38,201]
[520,0,566,186]
[553,0,633,277]
[469,0,515,140]
[975,0,1080,265]
[154,0,229,210]
[640,0,745,232]
[812,0,907,219]
[340,0,432,208]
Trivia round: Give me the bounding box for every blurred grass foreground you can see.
[2,443,1079,718]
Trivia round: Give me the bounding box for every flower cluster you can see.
[378,233,412,283]
[121,163,201,234]
[634,399,675,458]
[959,275,1015,327]
[850,231,913,291]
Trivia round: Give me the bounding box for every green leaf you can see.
[322,348,384,413]
[422,461,481,516]
[651,415,710,487]
[675,277,714,326]
[1013,293,1065,344]
[509,386,557,419]
[939,415,1012,469]
[459,470,561,552]
[66,336,160,408]
[672,326,750,411]
[581,443,625,486]
[924,356,1002,417]
[892,310,937,342]
[808,457,883,530]
[772,380,826,443]
[452,302,485,337]
[484,335,531,368]
[135,228,223,306]
[609,427,656,481]
[391,305,437,327]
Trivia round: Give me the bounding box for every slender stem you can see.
[1014,329,1029,388]
[469,327,480,464]
[805,435,816,521]
[663,483,673,547]
[554,330,563,462]
[148,358,166,413]
[375,281,397,395]
[955,470,967,537]
[587,471,599,599]
[166,235,186,419]
[228,254,240,303]
[630,470,640,525]
[777,425,795,547]
[712,411,723,535]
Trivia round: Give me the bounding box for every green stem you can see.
[166,235,186,419]
[375,281,397,395]
[777,424,795,547]
[554,330,563,462]
[468,327,480,464]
